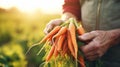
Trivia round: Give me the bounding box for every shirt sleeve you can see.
[62,0,81,21]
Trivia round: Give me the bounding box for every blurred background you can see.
[0,0,63,67]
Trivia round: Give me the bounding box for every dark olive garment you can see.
[80,0,120,67]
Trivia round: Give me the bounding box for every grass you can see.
[0,8,61,67]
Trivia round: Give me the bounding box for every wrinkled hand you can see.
[78,30,119,61]
[44,19,63,34]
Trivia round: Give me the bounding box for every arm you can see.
[62,0,81,21]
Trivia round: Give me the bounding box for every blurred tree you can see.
[0,8,7,13]
[8,7,20,14]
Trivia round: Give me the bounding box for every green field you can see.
[0,7,61,67]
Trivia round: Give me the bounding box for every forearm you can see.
[62,0,81,21]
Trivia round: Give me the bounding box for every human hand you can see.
[44,12,77,34]
[44,19,64,34]
[78,30,120,61]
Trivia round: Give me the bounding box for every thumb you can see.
[78,31,97,41]
[44,24,53,35]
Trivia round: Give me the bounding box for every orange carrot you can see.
[62,40,68,56]
[39,26,61,44]
[53,26,67,38]
[67,29,75,57]
[53,37,59,57]
[77,25,85,35]
[69,22,78,59]
[71,18,85,67]
[73,20,85,67]
[45,37,58,62]
[46,44,55,62]
[62,47,68,57]
[78,55,86,67]
[62,40,67,51]
[71,18,85,35]
[53,47,59,58]
[57,34,66,51]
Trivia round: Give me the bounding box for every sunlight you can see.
[0,0,64,13]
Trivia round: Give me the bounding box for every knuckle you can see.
[94,43,100,49]
[93,39,101,49]
[91,31,99,36]
[50,20,55,23]
[43,29,48,35]
[92,44,98,50]
[81,48,86,54]
[82,49,87,55]
[47,23,53,27]
[80,46,85,51]
[91,31,97,33]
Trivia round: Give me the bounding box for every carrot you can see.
[53,47,59,58]
[78,55,86,67]
[57,34,66,51]
[69,22,78,59]
[61,40,68,57]
[39,26,61,44]
[53,37,59,58]
[62,40,67,50]
[48,36,52,41]
[72,18,85,67]
[46,44,55,62]
[71,18,85,35]
[53,26,67,38]
[62,47,68,57]
[77,25,85,35]
[61,40,67,50]
[69,22,78,67]
[67,29,75,57]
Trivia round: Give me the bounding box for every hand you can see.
[78,30,120,61]
[44,12,77,34]
[44,19,63,34]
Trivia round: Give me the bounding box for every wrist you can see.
[110,29,120,38]
[109,29,120,45]
[61,12,77,21]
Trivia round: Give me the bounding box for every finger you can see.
[78,31,98,41]
[44,29,48,35]
[51,19,63,26]
[44,23,54,34]
[86,54,99,61]
[85,50,99,57]
[44,19,63,35]
[80,41,97,54]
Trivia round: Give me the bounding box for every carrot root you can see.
[40,26,61,44]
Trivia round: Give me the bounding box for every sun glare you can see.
[0,0,64,13]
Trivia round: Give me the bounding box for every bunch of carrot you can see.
[26,18,86,67]
[35,18,86,67]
